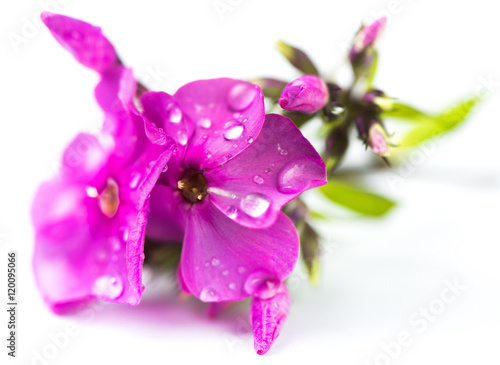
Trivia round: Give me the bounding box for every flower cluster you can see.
[33,12,479,355]
[33,12,326,355]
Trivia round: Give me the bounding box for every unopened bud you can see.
[279,75,329,114]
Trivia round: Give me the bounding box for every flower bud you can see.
[349,18,387,64]
[368,122,390,157]
[363,89,394,112]
[279,75,329,114]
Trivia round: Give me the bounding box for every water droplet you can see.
[205,150,212,158]
[198,117,212,128]
[253,175,264,184]
[222,269,229,276]
[231,194,237,199]
[280,149,288,156]
[211,258,220,267]
[199,287,220,302]
[247,137,254,144]
[240,193,271,218]
[237,266,246,274]
[205,261,210,267]
[223,120,244,140]
[264,168,271,173]
[243,271,280,299]
[232,144,238,149]
[228,283,236,290]
[227,82,258,111]
[118,227,129,242]
[144,122,167,145]
[93,275,124,299]
[277,157,325,194]
[177,129,188,146]
[166,103,182,123]
[162,164,169,172]
[226,206,238,219]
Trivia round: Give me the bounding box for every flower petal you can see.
[41,12,119,73]
[173,78,265,170]
[250,283,290,355]
[205,113,327,228]
[146,185,187,243]
[181,202,299,302]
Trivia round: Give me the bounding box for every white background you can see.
[1,0,499,364]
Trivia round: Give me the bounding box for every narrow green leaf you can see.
[276,40,319,76]
[319,180,396,216]
[400,96,479,147]
[382,102,430,122]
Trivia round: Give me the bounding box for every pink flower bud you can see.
[350,17,387,63]
[279,75,329,114]
[368,123,390,157]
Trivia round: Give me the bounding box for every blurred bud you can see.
[279,75,329,114]
[252,78,288,103]
[299,222,321,285]
[363,89,394,112]
[349,18,386,81]
[349,18,387,64]
[368,122,390,157]
[283,198,309,225]
[325,125,349,175]
[276,40,319,76]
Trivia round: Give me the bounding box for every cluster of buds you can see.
[257,17,393,176]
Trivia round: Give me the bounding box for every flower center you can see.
[177,170,207,203]
[98,179,120,217]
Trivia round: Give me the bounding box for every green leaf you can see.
[400,96,479,147]
[382,102,430,122]
[276,40,319,76]
[319,180,396,216]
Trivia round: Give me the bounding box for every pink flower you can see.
[143,78,327,303]
[368,122,390,157]
[278,75,329,114]
[34,13,175,312]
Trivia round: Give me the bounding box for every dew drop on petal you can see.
[166,103,182,124]
[222,269,229,276]
[226,206,238,219]
[228,283,236,290]
[205,150,212,159]
[198,117,212,129]
[110,238,121,252]
[211,257,220,267]
[199,287,220,302]
[177,129,188,146]
[237,266,246,274]
[128,172,141,189]
[144,123,167,145]
[227,82,258,111]
[223,121,244,140]
[247,137,254,144]
[162,164,169,172]
[93,276,124,299]
[118,227,129,242]
[264,168,271,174]
[253,175,264,184]
[240,193,271,218]
[277,157,325,194]
[280,149,288,156]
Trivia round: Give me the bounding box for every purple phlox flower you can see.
[349,17,387,65]
[278,75,329,114]
[34,14,175,312]
[368,122,390,157]
[142,78,326,306]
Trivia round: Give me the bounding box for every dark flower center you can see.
[177,170,207,203]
